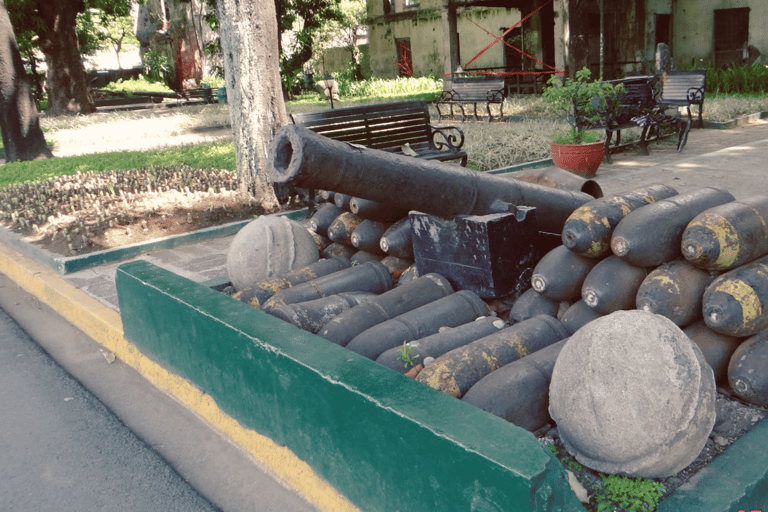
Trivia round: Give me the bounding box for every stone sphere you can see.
[227,216,319,291]
[549,310,716,478]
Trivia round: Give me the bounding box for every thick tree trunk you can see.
[0,0,52,162]
[217,0,287,209]
[37,0,96,116]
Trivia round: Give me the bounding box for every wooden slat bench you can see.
[658,70,706,127]
[290,100,467,165]
[435,75,506,122]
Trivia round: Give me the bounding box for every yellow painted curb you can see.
[0,241,359,512]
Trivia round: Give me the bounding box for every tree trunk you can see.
[37,0,96,116]
[217,0,287,209]
[0,0,52,162]
[567,0,590,77]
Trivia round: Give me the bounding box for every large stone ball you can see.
[549,310,716,478]
[227,216,319,291]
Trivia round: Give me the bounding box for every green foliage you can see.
[689,63,768,95]
[336,75,442,98]
[594,475,665,512]
[552,127,600,145]
[142,49,175,88]
[543,68,622,143]
[0,143,236,189]
[102,77,174,94]
[397,342,419,368]
[546,443,583,472]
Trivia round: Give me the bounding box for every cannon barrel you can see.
[268,125,594,234]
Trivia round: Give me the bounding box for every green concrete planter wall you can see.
[116,260,583,512]
[116,260,768,512]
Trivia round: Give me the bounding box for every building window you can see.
[395,38,413,76]
[714,7,749,66]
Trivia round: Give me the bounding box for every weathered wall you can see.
[671,0,768,68]
[318,45,371,77]
[367,0,521,78]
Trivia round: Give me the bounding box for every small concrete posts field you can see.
[214,124,768,507]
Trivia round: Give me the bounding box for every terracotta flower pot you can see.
[550,141,605,178]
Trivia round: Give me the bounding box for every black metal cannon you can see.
[268,125,595,234]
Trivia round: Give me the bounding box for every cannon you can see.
[268,125,595,234]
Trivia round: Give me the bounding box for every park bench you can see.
[435,75,506,122]
[574,75,690,164]
[658,70,707,127]
[177,87,215,104]
[290,100,468,165]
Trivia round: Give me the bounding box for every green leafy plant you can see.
[397,341,419,368]
[593,475,665,512]
[542,68,622,144]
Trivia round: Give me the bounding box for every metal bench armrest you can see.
[428,123,465,151]
[687,86,705,105]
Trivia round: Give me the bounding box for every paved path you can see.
[0,273,321,512]
[0,306,218,512]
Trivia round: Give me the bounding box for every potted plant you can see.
[543,68,622,177]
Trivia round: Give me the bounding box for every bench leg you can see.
[485,102,492,123]
[473,103,479,122]
[638,125,650,156]
[677,119,692,152]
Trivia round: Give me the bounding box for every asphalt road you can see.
[0,306,220,512]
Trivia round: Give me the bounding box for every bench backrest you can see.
[290,100,431,150]
[451,75,505,101]
[661,70,706,105]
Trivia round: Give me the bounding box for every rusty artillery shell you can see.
[308,231,331,253]
[319,190,336,202]
[379,217,413,259]
[326,211,365,246]
[350,219,390,254]
[728,328,768,406]
[334,192,353,211]
[681,195,768,272]
[610,187,736,267]
[683,321,744,384]
[321,242,356,259]
[345,290,489,359]
[636,259,715,327]
[268,292,378,333]
[308,202,343,237]
[376,316,507,373]
[702,254,768,337]
[396,264,419,287]
[416,315,568,398]
[581,255,649,315]
[503,167,603,198]
[350,250,384,264]
[561,183,678,258]
[349,197,409,222]
[317,273,454,346]
[559,299,603,336]
[262,260,393,312]
[509,287,560,324]
[530,245,601,301]
[462,339,567,432]
[380,255,413,281]
[233,256,351,308]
